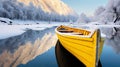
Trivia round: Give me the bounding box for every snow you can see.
[76,13,90,24]
[0,16,120,39]
[0,25,25,39]
[73,24,120,38]
[0,25,42,39]
[0,17,12,22]
[0,25,48,39]
[0,17,13,25]
[12,20,69,25]
[75,0,120,39]
[1,22,120,39]
[0,19,69,39]
[92,0,120,25]
[0,0,77,22]
[0,17,69,39]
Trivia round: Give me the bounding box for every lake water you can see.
[0,26,120,67]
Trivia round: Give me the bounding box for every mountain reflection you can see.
[55,40,102,67]
[0,27,57,67]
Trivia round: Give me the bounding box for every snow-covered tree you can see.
[0,0,77,22]
[94,6,105,16]
[76,13,90,24]
[94,0,120,24]
[93,0,120,39]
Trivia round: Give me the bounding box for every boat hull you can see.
[55,26,104,67]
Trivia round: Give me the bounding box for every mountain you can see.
[0,0,78,22]
[17,0,76,16]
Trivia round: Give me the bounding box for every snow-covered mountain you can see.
[0,0,78,22]
[17,0,76,16]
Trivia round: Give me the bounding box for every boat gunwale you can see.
[57,32,94,42]
[55,25,96,38]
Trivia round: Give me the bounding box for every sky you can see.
[62,0,108,16]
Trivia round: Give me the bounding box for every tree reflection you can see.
[105,36,120,54]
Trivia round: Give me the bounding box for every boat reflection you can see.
[0,27,57,67]
[55,40,102,67]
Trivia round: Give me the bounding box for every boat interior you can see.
[57,25,91,35]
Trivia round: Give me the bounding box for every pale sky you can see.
[62,0,108,16]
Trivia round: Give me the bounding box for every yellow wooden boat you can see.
[55,25,104,67]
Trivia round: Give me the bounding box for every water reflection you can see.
[0,26,120,67]
[101,27,120,39]
[101,38,120,67]
[55,40,102,67]
[105,38,120,54]
[0,27,57,67]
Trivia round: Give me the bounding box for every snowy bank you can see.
[0,21,69,39]
[0,17,13,25]
[0,17,69,39]
[0,25,51,39]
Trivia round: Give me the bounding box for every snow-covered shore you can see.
[0,17,120,39]
[0,21,69,39]
[1,24,120,39]
[0,17,69,39]
[0,25,50,39]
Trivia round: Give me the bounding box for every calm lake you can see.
[0,26,120,67]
